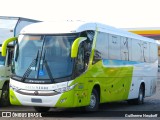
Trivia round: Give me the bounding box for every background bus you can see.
[2,21,158,111]
[0,16,40,106]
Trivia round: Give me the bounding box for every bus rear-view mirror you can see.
[1,37,17,56]
[71,37,87,58]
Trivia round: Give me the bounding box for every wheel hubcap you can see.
[2,90,8,99]
[89,94,96,108]
[2,87,9,104]
[139,90,143,102]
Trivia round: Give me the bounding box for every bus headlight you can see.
[10,84,20,91]
[54,84,77,93]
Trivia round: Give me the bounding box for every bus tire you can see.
[34,107,50,112]
[0,82,10,107]
[128,85,144,105]
[85,89,99,111]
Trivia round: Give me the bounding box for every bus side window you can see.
[75,43,85,76]
[93,32,109,64]
[0,53,5,65]
[109,34,120,60]
[7,49,14,66]
[131,39,142,62]
[120,37,132,61]
[80,30,94,66]
[142,42,149,62]
[150,43,158,62]
[84,41,91,67]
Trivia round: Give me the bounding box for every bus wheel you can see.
[135,85,144,104]
[34,107,50,112]
[85,89,99,111]
[128,85,144,105]
[0,83,10,107]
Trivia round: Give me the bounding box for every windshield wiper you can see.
[21,50,39,82]
[41,50,54,83]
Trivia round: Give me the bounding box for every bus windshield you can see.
[0,53,5,65]
[14,34,78,83]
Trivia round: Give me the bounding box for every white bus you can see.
[2,21,158,112]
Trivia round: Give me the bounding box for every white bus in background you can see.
[0,16,40,106]
[2,21,158,112]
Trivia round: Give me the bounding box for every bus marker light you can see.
[60,98,67,103]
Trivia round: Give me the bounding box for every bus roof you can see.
[20,21,156,44]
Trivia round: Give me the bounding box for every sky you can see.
[1,0,160,28]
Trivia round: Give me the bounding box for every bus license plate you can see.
[31,98,42,103]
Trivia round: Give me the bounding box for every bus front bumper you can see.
[10,87,88,108]
[10,88,75,107]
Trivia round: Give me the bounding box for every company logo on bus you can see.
[28,80,45,83]
[34,91,39,95]
[25,86,49,90]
